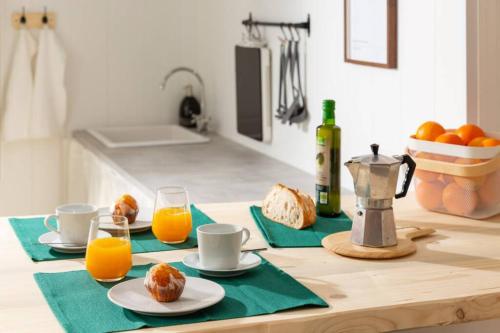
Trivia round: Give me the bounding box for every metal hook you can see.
[293,25,301,42]
[42,6,48,24]
[247,12,253,35]
[251,23,262,41]
[246,23,252,38]
[279,23,288,43]
[287,24,295,42]
[20,7,26,25]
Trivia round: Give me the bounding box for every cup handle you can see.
[44,214,59,233]
[241,227,251,246]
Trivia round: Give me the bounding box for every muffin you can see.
[113,194,139,224]
[144,263,186,302]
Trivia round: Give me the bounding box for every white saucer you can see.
[38,230,111,253]
[99,220,152,234]
[97,206,152,233]
[182,252,262,277]
[108,277,225,316]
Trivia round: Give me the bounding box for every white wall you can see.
[184,0,468,189]
[467,0,500,132]
[0,0,191,215]
[0,0,469,214]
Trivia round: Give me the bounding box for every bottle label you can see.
[316,137,330,204]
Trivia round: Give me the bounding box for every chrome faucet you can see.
[160,67,209,133]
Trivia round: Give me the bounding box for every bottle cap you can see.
[322,99,335,122]
[322,99,335,111]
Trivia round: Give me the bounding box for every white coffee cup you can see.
[44,203,99,244]
[197,224,250,270]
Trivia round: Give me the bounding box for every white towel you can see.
[30,26,67,139]
[1,28,37,142]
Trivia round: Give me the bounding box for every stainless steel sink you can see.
[87,125,210,148]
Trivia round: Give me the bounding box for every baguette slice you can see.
[262,183,316,229]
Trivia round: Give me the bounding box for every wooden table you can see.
[2,195,500,333]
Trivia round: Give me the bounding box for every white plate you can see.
[99,219,152,234]
[97,207,152,234]
[182,252,262,277]
[38,230,111,253]
[108,277,225,316]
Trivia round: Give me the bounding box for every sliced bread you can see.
[262,183,316,229]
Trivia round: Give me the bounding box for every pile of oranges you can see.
[415,121,498,147]
[413,121,500,217]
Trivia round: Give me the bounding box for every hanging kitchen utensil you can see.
[289,26,307,124]
[281,26,307,125]
[279,26,296,124]
[276,25,289,120]
[239,13,311,126]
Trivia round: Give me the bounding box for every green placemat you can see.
[34,257,328,333]
[9,205,214,262]
[250,206,352,247]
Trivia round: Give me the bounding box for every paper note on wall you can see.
[348,0,388,64]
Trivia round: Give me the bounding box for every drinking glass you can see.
[85,215,132,282]
[152,186,192,244]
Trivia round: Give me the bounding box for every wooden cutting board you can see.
[321,227,435,259]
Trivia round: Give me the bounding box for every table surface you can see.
[2,196,500,333]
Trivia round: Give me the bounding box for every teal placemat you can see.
[250,206,352,247]
[34,257,328,333]
[9,205,214,262]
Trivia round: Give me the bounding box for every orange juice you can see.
[152,207,192,243]
[86,237,132,282]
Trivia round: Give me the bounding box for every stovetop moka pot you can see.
[344,144,416,247]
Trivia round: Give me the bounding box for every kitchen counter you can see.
[73,130,315,203]
[3,196,500,332]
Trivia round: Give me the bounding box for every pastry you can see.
[113,194,139,224]
[262,183,316,229]
[144,263,186,302]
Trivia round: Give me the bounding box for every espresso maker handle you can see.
[395,154,416,199]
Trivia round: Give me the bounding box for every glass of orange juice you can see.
[85,215,132,282]
[152,186,192,244]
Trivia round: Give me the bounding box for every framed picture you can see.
[344,0,397,68]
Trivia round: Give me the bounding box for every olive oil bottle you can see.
[316,99,341,217]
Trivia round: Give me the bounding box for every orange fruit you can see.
[440,174,455,185]
[435,133,464,146]
[415,121,446,141]
[442,183,478,216]
[415,170,439,182]
[415,151,454,163]
[454,175,486,191]
[453,158,482,168]
[415,152,434,160]
[414,153,440,181]
[453,158,485,191]
[416,181,444,211]
[468,137,488,147]
[455,124,485,145]
[454,158,481,165]
[482,138,499,147]
[479,171,500,208]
